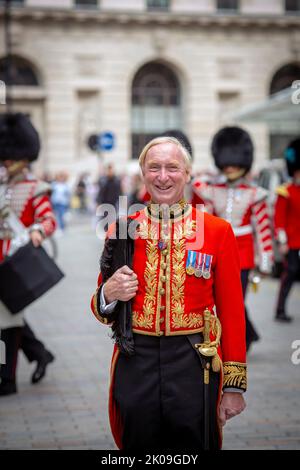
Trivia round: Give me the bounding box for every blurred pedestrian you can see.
[96,164,122,230]
[96,164,122,209]
[191,127,274,352]
[74,173,88,213]
[274,138,300,322]
[0,113,56,396]
[51,171,71,231]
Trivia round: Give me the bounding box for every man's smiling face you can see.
[142,142,190,206]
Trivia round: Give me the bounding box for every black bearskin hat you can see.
[211,126,254,172]
[161,129,193,158]
[284,138,300,177]
[0,113,40,162]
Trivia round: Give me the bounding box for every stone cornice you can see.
[0,7,299,30]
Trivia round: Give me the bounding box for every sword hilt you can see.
[195,308,221,361]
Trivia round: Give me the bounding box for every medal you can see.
[186,250,196,275]
[202,254,213,280]
[194,252,203,278]
[202,270,211,280]
[186,266,195,275]
[158,240,167,251]
[158,218,169,251]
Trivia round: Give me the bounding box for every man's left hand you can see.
[218,392,246,427]
[30,230,44,247]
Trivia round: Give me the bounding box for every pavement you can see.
[0,215,300,450]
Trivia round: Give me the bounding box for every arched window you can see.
[269,62,300,159]
[0,55,39,86]
[131,61,182,158]
[269,62,300,95]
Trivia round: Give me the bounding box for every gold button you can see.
[161,263,167,270]
[160,288,165,295]
[161,276,166,283]
[159,317,164,323]
[160,306,165,311]
[162,249,168,256]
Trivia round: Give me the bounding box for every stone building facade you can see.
[0,0,300,178]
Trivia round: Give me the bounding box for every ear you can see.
[186,170,191,184]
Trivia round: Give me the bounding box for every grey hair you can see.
[138,136,192,172]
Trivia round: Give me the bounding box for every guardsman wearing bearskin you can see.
[91,136,247,450]
[0,113,56,396]
[274,138,300,322]
[191,127,273,351]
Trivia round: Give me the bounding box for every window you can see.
[132,63,180,106]
[131,61,181,158]
[147,0,169,11]
[269,62,300,163]
[0,0,24,5]
[217,0,239,11]
[74,0,98,8]
[285,0,300,12]
[0,56,39,86]
[270,63,300,95]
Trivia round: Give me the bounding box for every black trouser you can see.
[0,321,48,384]
[21,321,48,363]
[114,334,220,451]
[240,269,259,345]
[276,249,300,314]
[0,327,22,383]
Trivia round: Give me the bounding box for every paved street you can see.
[1,217,300,450]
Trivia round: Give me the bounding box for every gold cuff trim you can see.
[92,288,109,325]
[223,362,247,391]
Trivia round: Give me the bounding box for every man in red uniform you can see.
[91,136,247,450]
[192,127,273,351]
[0,113,56,396]
[274,138,300,322]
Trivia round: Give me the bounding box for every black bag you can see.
[0,241,64,314]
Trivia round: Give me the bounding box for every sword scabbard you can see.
[204,362,210,385]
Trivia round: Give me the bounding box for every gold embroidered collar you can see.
[146,199,191,221]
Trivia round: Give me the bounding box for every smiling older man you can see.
[91,136,247,451]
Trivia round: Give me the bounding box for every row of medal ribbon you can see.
[186,251,213,279]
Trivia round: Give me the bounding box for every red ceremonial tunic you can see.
[0,175,56,261]
[191,178,273,272]
[91,204,247,449]
[274,183,300,249]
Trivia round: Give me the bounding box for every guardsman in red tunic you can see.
[274,138,300,322]
[192,127,273,352]
[91,137,247,450]
[0,113,56,396]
